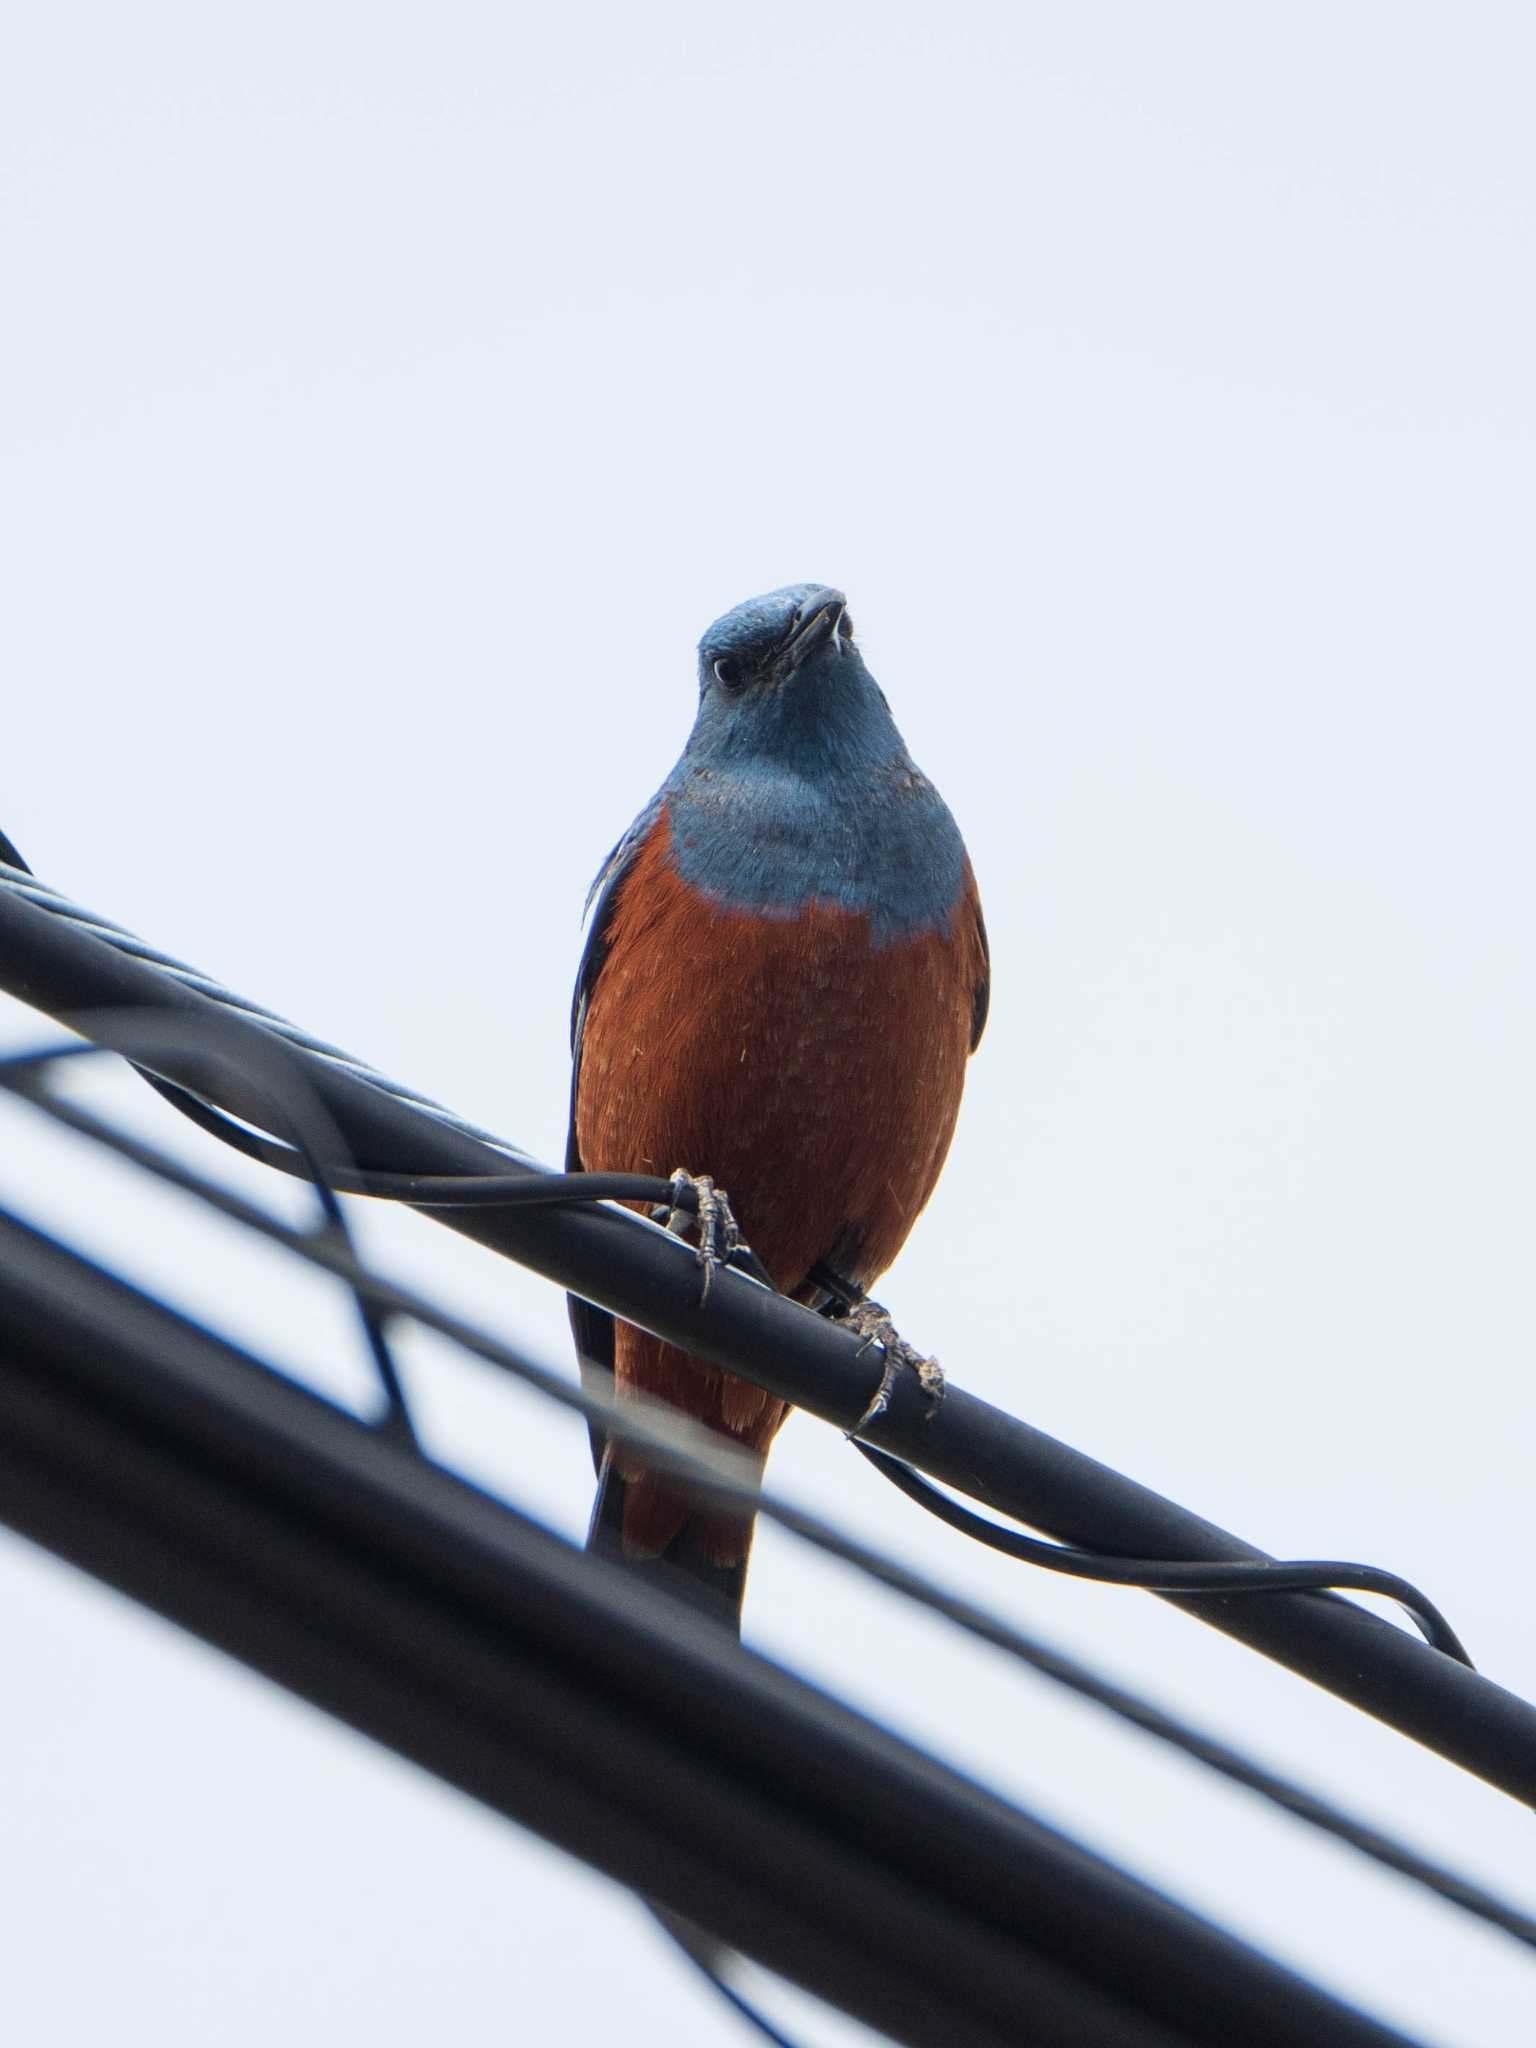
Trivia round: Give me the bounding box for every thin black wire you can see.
[0,839,799,2035]
[114,1034,1469,1660]
[4,1039,1536,1961]
[0,843,1474,1655]
[1,1022,416,1449]
[134,1076,779,1286]
[0,1049,801,2048]
[854,1445,1470,1664]
[683,1975,801,2048]
[0,1022,793,2045]
[0,843,416,1445]
[654,1914,806,2048]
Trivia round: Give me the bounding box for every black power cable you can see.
[34,1016,1470,1663]
[4,1039,1536,1960]
[17,1210,1343,2048]
[0,1027,803,2045]
[32,1024,1489,1666]
[1,1026,418,1447]
[3,855,1535,1818]
[0,840,416,1438]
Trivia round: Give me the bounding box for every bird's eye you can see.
[712,656,743,691]
[837,610,855,640]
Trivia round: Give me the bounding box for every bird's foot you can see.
[842,1299,944,1437]
[658,1169,744,1304]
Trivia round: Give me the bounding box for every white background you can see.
[2,6,1534,2043]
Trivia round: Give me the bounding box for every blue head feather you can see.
[633,583,967,947]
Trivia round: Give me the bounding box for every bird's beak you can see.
[779,591,848,675]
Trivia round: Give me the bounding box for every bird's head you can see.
[696,583,858,700]
[683,581,901,778]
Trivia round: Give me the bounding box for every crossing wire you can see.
[2,1038,1534,1959]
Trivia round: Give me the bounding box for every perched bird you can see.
[568,583,988,1630]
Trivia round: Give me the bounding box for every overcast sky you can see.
[3,6,1535,2044]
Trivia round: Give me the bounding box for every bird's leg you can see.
[845,1300,945,1435]
[810,1265,944,1436]
[657,1169,744,1304]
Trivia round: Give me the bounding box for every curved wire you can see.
[3,1026,416,1447]
[128,1076,780,1289]
[1,845,1471,1656]
[116,1037,1473,1661]
[0,855,535,1164]
[0,834,414,1440]
[653,1912,806,2048]
[3,1036,1535,1961]
[854,1444,1471,1665]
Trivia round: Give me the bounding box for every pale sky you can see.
[2,6,1535,2044]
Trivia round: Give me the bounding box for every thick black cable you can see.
[3,869,1533,1821]
[0,844,794,2035]
[1,1206,1435,2048]
[3,1043,1536,1959]
[101,1031,1470,1658]
[0,853,544,1161]
[6,1033,799,2041]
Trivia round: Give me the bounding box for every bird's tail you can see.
[586,1449,755,1637]
[587,1454,755,1978]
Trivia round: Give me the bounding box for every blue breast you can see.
[660,648,967,948]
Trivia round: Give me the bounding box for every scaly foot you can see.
[657,1169,744,1304]
[843,1298,944,1437]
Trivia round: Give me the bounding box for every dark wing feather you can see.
[566,803,662,1471]
[969,890,991,1052]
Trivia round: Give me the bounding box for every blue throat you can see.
[656,598,967,948]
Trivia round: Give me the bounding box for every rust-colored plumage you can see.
[574,807,987,1564]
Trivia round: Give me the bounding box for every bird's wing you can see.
[566,797,664,1473]
[968,877,991,1052]
[568,795,663,1069]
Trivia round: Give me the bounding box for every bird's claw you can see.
[843,1299,944,1438]
[658,1169,744,1304]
